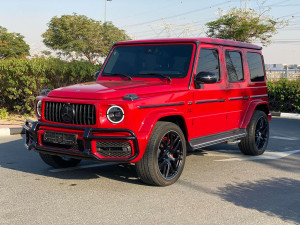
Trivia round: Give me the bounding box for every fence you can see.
[266,69,300,81]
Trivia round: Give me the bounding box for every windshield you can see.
[102,44,194,78]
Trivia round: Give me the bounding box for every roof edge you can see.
[116,38,262,50]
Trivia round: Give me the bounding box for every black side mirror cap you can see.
[41,89,51,96]
[95,71,100,80]
[194,72,217,88]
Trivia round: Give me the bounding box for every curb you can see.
[0,125,25,136]
[271,112,300,120]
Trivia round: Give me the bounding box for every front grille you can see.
[44,102,96,125]
[96,141,132,158]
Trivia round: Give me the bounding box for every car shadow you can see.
[187,148,206,156]
[0,136,146,186]
[1,136,299,187]
[177,177,300,224]
[216,177,300,224]
[188,142,243,157]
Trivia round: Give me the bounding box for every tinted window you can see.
[102,44,194,78]
[225,51,244,82]
[247,52,264,82]
[196,49,220,81]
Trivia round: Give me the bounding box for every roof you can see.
[117,37,262,50]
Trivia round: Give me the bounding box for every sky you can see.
[0,0,299,64]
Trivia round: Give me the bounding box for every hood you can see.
[47,80,184,100]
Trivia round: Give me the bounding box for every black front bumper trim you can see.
[24,119,139,162]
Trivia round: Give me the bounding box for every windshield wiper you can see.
[104,73,132,80]
[138,73,171,82]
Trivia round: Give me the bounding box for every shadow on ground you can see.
[0,135,299,188]
[217,177,300,224]
[0,137,144,185]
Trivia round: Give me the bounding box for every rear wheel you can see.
[136,121,186,186]
[39,153,82,168]
[239,110,269,155]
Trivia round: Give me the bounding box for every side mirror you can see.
[94,71,100,80]
[41,89,51,96]
[194,72,217,88]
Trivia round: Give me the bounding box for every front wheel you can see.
[136,121,186,186]
[239,110,269,155]
[39,153,82,168]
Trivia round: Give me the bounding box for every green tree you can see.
[42,14,130,64]
[205,7,287,46]
[0,26,30,59]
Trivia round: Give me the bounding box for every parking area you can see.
[0,117,299,224]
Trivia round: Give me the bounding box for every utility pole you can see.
[104,0,112,23]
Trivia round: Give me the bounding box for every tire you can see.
[136,121,186,186]
[239,110,269,156]
[39,153,82,168]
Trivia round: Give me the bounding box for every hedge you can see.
[267,79,300,113]
[0,56,101,113]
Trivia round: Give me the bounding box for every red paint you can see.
[30,38,270,163]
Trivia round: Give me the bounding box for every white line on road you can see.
[49,163,117,173]
[215,150,300,162]
[270,136,299,141]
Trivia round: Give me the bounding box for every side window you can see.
[196,48,220,81]
[247,52,265,82]
[225,51,244,82]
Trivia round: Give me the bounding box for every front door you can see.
[190,44,228,139]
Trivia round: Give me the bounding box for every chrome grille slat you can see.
[52,102,55,122]
[45,102,48,120]
[92,105,95,124]
[58,103,62,123]
[44,102,96,125]
[71,103,75,124]
[55,102,58,122]
[47,102,50,121]
[83,105,87,125]
[79,104,82,125]
[87,105,90,125]
[75,104,79,124]
[49,102,52,121]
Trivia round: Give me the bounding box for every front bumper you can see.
[24,119,139,162]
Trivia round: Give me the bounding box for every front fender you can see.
[133,108,185,162]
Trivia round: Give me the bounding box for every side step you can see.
[189,129,247,150]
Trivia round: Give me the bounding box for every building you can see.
[265,64,284,71]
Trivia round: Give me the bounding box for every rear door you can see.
[223,47,249,130]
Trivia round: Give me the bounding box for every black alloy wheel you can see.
[136,121,186,186]
[255,116,269,151]
[239,110,269,156]
[158,131,184,180]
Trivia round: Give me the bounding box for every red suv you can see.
[25,38,271,186]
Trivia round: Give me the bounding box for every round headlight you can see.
[106,105,124,124]
[36,100,42,117]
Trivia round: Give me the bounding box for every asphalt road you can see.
[0,118,299,225]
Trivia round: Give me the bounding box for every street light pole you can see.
[104,0,112,23]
